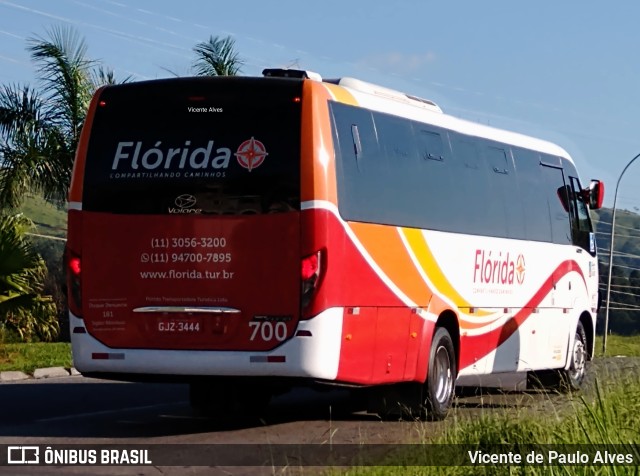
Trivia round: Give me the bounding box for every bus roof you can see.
[320,76,572,163]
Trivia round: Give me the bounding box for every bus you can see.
[66,69,604,420]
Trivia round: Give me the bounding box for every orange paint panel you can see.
[349,222,432,306]
[69,87,105,203]
[402,228,484,315]
[301,81,338,205]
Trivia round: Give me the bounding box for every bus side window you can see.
[540,162,572,245]
[450,135,503,238]
[416,128,458,232]
[484,145,525,239]
[556,184,572,213]
[568,176,594,254]
[420,130,445,161]
[539,162,572,245]
[330,101,385,221]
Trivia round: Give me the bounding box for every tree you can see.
[191,35,243,77]
[0,25,126,209]
[0,83,68,208]
[0,26,127,341]
[0,214,57,341]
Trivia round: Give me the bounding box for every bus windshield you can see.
[82,77,302,215]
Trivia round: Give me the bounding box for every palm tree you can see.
[0,26,127,341]
[0,83,67,208]
[192,35,244,76]
[0,213,57,341]
[0,25,126,209]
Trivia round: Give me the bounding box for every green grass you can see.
[20,194,67,238]
[335,373,640,475]
[599,334,640,357]
[0,342,72,374]
[328,340,640,475]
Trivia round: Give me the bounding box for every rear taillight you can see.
[69,257,81,275]
[67,251,82,317]
[301,251,323,308]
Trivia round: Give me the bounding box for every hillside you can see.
[18,195,68,340]
[20,195,67,239]
[592,208,640,334]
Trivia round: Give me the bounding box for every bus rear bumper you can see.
[70,308,343,381]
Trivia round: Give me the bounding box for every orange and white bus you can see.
[66,69,604,420]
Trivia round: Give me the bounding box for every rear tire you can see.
[423,327,456,420]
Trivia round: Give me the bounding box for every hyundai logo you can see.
[174,194,197,209]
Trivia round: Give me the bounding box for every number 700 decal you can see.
[248,321,287,342]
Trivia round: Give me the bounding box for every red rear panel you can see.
[74,77,304,351]
[82,212,299,350]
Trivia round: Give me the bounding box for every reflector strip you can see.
[249,356,286,363]
[92,353,125,360]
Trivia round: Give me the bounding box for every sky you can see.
[1,0,640,209]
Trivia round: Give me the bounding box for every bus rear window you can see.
[82,77,302,215]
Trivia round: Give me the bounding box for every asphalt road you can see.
[0,357,637,475]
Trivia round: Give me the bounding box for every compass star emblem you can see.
[516,254,526,284]
[235,137,268,172]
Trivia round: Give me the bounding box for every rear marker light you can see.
[92,353,125,360]
[250,356,286,363]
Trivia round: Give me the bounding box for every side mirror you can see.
[587,180,605,209]
[556,185,571,213]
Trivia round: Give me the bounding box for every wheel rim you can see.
[433,345,453,404]
[568,333,586,383]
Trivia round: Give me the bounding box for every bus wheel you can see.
[423,327,456,420]
[530,321,588,392]
[559,321,588,391]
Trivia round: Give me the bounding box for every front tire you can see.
[424,327,456,420]
[560,321,588,390]
[528,321,588,392]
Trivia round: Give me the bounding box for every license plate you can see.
[157,317,202,333]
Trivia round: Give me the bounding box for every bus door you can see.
[528,163,573,370]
